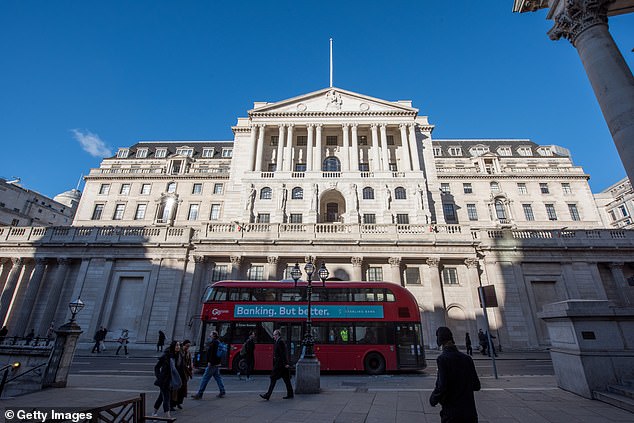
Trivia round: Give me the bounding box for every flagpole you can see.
[329,38,333,88]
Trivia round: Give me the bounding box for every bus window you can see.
[353,289,375,302]
[253,288,277,301]
[280,288,302,301]
[311,322,329,343]
[202,285,213,302]
[259,322,275,343]
[375,289,385,302]
[355,323,388,344]
[333,325,352,343]
[328,289,349,302]
[212,287,227,301]
[385,290,395,302]
[232,323,257,343]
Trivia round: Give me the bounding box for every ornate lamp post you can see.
[291,258,329,394]
[68,298,85,323]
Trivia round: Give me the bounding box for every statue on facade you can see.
[385,185,392,210]
[417,183,425,210]
[279,184,288,212]
[245,184,256,212]
[311,183,319,211]
[325,89,343,110]
[351,183,359,211]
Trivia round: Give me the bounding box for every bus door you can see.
[395,323,421,368]
[278,323,303,365]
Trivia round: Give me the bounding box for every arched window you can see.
[362,187,374,200]
[166,182,176,193]
[322,156,341,172]
[394,187,407,200]
[291,187,303,200]
[260,187,272,200]
[495,200,507,220]
[490,181,500,192]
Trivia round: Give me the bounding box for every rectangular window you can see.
[546,204,557,220]
[405,267,421,285]
[619,205,629,217]
[517,146,532,156]
[270,136,279,146]
[192,183,203,195]
[358,136,368,146]
[568,204,580,221]
[440,183,451,193]
[120,184,131,195]
[136,148,148,158]
[176,148,193,157]
[91,204,104,220]
[463,183,473,194]
[268,163,276,171]
[443,203,456,221]
[523,204,535,221]
[386,135,394,146]
[188,204,199,220]
[326,136,338,146]
[294,163,306,172]
[448,147,462,156]
[359,163,369,172]
[433,147,442,156]
[213,183,223,194]
[211,265,228,282]
[367,267,383,282]
[116,148,129,158]
[389,163,398,171]
[113,204,125,220]
[210,204,221,220]
[609,210,617,221]
[467,204,478,221]
[140,184,151,195]
[155,148,167,158]
[221,148,233,158]
[202,148,215,158]
[289,213,303,223]
[396,214,409,224]
[363,214,376,224]
[442,268,459,285]
[540,183,550,194]
[562,183,572,195]
[247,265,264,281]
[517,183,528,195]
[296,136,307,146]
[257,213,270,223]
[99,184,110,195]
[497,146,512,156]
[134,204,147,220]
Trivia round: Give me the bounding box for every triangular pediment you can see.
[249,87,418,115]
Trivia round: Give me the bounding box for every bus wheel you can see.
[232,356,248,374]
[364,352,386,375]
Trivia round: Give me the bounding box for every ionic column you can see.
[0,258,24,326]
[408,124,421,171]
[380,124,390,171]
[255,124,266,172]
[230,256,243,280]
[426,257,446,329]
[388,257,402,286]
[342,123,350,172]
[185,256,208,340]
[267,256,279,280]
[248,124,258,171]
[370,124,381,171]
[13,258,48,336]
[399,124,412,171]
[39,258,71,334]
[608,263,632,306]
[351,257,363,281]
[315,124,323,172]
[276,125,286,171]
[284,124,294,171]
[306,124,314,172]
[350,124,359,171]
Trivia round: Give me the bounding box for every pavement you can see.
[1,345,632,422]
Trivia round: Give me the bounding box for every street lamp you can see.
[68,298,84,323]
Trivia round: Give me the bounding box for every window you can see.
[463,183,473,194]
[116,148,129,158]
[113,204,125,220]
[192,183,202,195]
[260,187,272,200]
[517,146,533,156]
[294,163,306,172]
[176,148,193,157]
[99,184,110,195]
[202,148,215,158]
[363,214,376,224]
[155,148,167,158]
[394,187,406,200]
[268,163,277,172]
[289,213,303,223]
[609,210,617,221]
[134,204,147,220]
[141,184,151,195]
[440,183,451,193]
[467,204,478,221]
[322,156,341,171]
[568,204,580,221]
[188,204,199,220]
[221,148,233,158]
[11,218,19,226]
[448,146,462,156]
[211,265,228,282]
[490,182,500,192]
[213,183,223,194]
[296,136,307,146]
[358,136,368,146]
[517,183,528,195]
[443,203,456,221]
[326,136,338,146]
[167,182,176,193]
[367,267,383,282]
[396,214,409,224]
[546,204,558,220]
[562,183,572,195]
[495,200,507,221]
[257,213,270,223]
[270,136,279,146]
[291,187,303,199]
[91,204,104,220]
[362,187,374,199]
[497,146,512,156]
[469,146,489,156]
[386,135,394,146]
[405,267,421,285]
[210,204,221,220]
[136,148,148,158]
[523,204,535,221]
[247,265,264,281]
[442,268,459,285]
[388,163,398,171]
[619,205,629,217]
[433,147,442,156]
[359,163,369,171]
[540,183,550,194]
[118,184,130,195]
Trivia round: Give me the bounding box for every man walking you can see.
[430,326,481,423]
[260,329,293,400]
[465,332,473,356]
[92,326,105,353]
[192,331,225,399]
[241,330,256,381]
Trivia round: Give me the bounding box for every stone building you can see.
[0,87,632,350]
[594,177,634,229]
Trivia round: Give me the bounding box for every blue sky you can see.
[1,1,632,198]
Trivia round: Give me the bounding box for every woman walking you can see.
[153,341,181,418]
[174,340,193,409]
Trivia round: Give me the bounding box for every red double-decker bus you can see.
[195,280,426,374]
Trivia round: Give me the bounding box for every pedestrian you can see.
[478,329,487,356]
[157,330,166,352]
[465,332,473,356]
[191,331,226,399]
[0,325,8,343]
[153,341,181,419]
[430,326,481,423]
[100,327,108,352]
[486,331,498,357]
[260,329,294,400]
[92,326,105,353]
[116,329,129,356]
[25,328,35,345]
[238,330,256,381]
[169,341,185,412]
[174,339,193,409]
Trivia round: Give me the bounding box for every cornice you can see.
[249,110,418,118]
[435,173,590,181]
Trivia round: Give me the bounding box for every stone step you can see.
[594,390,634,414]
[608,384,634,399]
[622,379,634,388]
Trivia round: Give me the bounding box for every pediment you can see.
[249,87,418,115]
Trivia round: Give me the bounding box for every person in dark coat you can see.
[430,326,481,423]
[157,330,166,352]
[191,331,225,399]
[260,329,293,400]
[92,326,105,353]
[239,331,256,381]
[153,341,180,418]
[465,332,473,356]
[478,329,487,356]
[174,339,193,408]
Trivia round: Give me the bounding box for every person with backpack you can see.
[191,331,226,399]
[238,331,256,381]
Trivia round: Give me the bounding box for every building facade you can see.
[594,177,634,229]
[0,87,632,351]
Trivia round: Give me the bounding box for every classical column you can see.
[341,123,350,172]
[426,257,446,330]
[608,263,632,306]
[248,124,258,171]
[306,124,314,172]
[39,258,71,334]
[284,124,294,171]
[230,256,243,280]
[276,125,286,171]
[315,124,323,172]
[548,0,634,182]
[13,258,48,336]
[399,123,412,171]
[267,256,279,280]
[350,124,359,172]
[379,124,390,171]
[370,124,381,171]
[408,124,421,171]
[388,257,402,286]
[0,258,24,326]
[351,257,363,281]
[255,124,265,172]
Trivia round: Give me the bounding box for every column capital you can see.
[306,123,315,128]
[388,257,401,268]
[278,123,286,129]
[193,255,207,264]
[609,262,625,269]
[426,257,440,268]
[11,257,24,266]
[35,257,49,265]
[408,123,417,129]
[57,257,71,266]
[267,256,279,265]
[464,258,478,269]
[287,123,294,128]
[351,256,363,267]
[230,256,243,265]
[370,123,378,129]
[548,0,610,45]
[350,122,359,128]
[379,123,388,129]
[304,255,314,264]
[399,123,408,129]
[315,123,323,128]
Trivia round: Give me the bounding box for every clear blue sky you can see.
[1,1,632,198]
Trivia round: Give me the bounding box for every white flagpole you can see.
[329,38,333,88]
